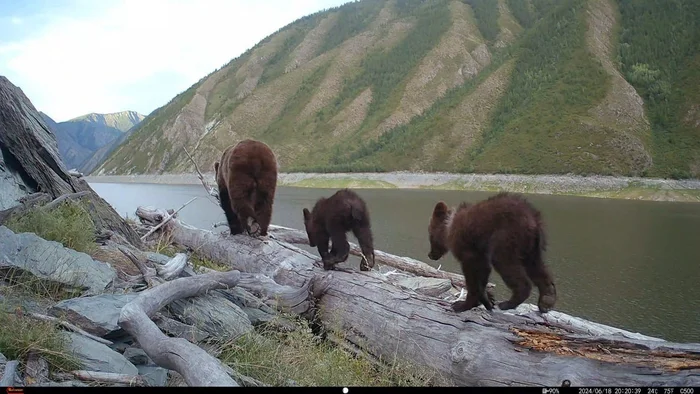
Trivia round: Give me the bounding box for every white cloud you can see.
[10,17,23,25]
[1,0,348,121]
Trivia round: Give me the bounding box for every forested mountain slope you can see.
[95,0,700,179]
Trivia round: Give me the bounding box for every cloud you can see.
[10,17,23,25]
[0,0,348,121]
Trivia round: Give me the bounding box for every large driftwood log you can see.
[117,270,242,386]
[136,206,700,387]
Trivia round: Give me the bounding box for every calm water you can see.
[89,182,700,343]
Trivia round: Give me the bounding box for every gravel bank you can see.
[85,172,700,202]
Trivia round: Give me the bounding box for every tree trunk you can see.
[135,207,700,387]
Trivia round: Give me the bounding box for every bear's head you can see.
[428,201,451,260]
[302,208,317,247]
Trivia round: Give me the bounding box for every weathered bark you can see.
[27,312,113,346]
[68,370,149,386]
[267,224,478,290]
[0,76,142,248]
[136,206,700,387]
[117,270,241,386]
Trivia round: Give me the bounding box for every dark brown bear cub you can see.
[215,139,277,237]
[427,192,556,313]
[302,189,375,271]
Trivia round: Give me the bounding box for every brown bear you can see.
[214,139,278,237]
[427,192,556,313]
[302,189,375,271]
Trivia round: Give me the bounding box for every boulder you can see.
[49,294,137,337]
[137,365,169,387]
[63,332,138,375]
[0,226,116,295]
[123,348,149,366]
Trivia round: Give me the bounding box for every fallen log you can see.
[266,224,478,290]
[135,206,700,387]
[117,270,242,386]
[68,370,148,386]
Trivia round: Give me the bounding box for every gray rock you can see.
[169,293,253,341]
[49,294,137,337]
[63,332,138,375]
[145,252,171,266]
[396,276,453,297]
[123,348,149,365]
[137,365,169,387]
[0,226,117,295]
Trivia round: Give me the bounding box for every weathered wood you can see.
[0,192,52,225]
[267,224,479,290]
[69,370,149,386]
[135,206,700,387]
[156,253,188,280]
[42,191,90,211]
[27,312,114,346]
[117,270,241,386]
[140,197,198,241]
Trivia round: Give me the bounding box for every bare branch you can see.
[139,197,198,241]
[69,370,149,386]
[156,253,188,280]
[26,312,113,346]
[183,147,219,201]
[118,270,242,386]
[42,191,91,210]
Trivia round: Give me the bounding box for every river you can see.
[89,182,700,343]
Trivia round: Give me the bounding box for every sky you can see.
[0,0,351,122]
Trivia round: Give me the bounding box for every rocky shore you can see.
[86,172,700,203]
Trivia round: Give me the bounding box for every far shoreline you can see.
[84,172,700,203]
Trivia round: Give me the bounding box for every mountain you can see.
[43,111,145,173]
[96,0,700,179]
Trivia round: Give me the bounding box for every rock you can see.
[145,252,171,266]
[63,332,138,375]
[153,315,210,343]
[49,294,137,337]
[0,226,117,295]
[168,293,253,341]
[123,348,149,366]
[137,365,169,387]
[109,339,134,354]
[396,276,453,297]
[0,76,143,248]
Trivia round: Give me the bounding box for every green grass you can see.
[217,317,445,387]
[617,0,700,178]
[190,254,229,273]
[5,201,97,254]
[0,304,82,374]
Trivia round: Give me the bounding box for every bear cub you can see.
[215,139,278,237]
[302,189,375,271]
[427,192,556,313]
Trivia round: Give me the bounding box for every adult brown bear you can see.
[214,139,277,237]
[427,192,556,313]
[302,189,375,271]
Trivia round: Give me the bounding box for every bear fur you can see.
[302,189,375,271]
[427,192,556,313]
[215,139,278,237]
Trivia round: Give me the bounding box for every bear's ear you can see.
[432,202,449,219]
[302,208,311,221]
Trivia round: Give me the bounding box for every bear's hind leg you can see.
[524,261,557,313]
[352,225,375,271]
[230,174,260,236]
[254,190,274,237]
[494,260,532,311]
[219,186,243,235]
